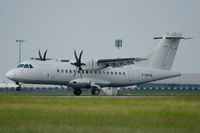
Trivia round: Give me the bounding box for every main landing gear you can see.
[74,88,82,96]
[73,88,100,96]
[91,88,100,95]
[16,86,22,91]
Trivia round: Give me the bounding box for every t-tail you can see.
[142,32,191,70]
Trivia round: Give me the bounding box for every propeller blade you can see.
[79,50,83,63]
[74,50,79,62]
[81,63,86,66]
[43,50,47,61]
[39,50,42,60]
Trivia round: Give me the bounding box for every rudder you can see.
[147,32,184,70]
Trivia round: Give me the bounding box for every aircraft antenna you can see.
[115,39,122,58]
[16,39,25,64]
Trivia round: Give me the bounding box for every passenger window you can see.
[107,71,109,75]
[57,69,60,73]
[123,72,125,75]
[111,72,113,75]
[115,72,117,75]
[99,71,101,74]
[65,70,68,73]
[86,70,88,74]
[70,70,72,73]
[90,71,93,74]
[119,72,121,75]
[24,64,29,68]
[29,64,33,68]
[61,69,64,73]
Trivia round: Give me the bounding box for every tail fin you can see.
[144,32,190,70]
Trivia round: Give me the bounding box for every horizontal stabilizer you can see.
[153,37,193,40]
[153,32,193,40]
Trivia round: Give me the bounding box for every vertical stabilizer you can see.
[146,32,187,70]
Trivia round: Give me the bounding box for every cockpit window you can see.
[17,64,24,68]
[24,64,29,68]
[29,64,33,68]
[17,64,33,69]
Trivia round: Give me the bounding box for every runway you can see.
[0,87,200,97]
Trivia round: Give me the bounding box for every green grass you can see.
[0,94,200,133]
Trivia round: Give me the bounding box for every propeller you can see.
[71,50,86,77]
[39,50,47,61]
[38,49,48,61]
[32,49,50,61]
[72,50,86,70]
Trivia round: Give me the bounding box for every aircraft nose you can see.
[6,70,15,80]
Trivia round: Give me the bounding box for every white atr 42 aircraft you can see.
[6,32,191,95]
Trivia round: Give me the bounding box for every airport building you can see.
[137,73,200,91]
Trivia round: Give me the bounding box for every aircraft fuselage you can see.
[6,60,180,89]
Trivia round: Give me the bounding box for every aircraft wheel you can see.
[91,89,100,95]
[16,87,22,91]
[74,88,82,96]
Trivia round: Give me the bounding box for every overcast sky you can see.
[1,0,200,82]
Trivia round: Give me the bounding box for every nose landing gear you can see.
[16,82,22,91]
[16,86,22,91]
[73,88,100,96]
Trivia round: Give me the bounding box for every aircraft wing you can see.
[97,57,146,67]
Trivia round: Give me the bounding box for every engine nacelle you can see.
[69,78,109,89]
[69,78,91,88]
[69,59,77,64]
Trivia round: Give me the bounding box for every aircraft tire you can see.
[74,88,82,96]
[91,89,100,96]
[16,87,22,91]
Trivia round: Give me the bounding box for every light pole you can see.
[16,40,25,64]
[115,39,122,58]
